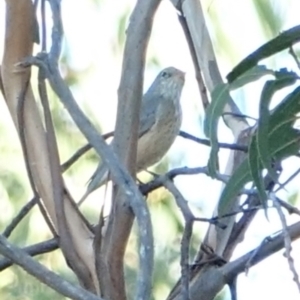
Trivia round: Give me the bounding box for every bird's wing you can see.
[138,95,161,137]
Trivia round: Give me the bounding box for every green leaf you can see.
[227,25,300,83]
[218,159,252,215]
[205,66,274,178]
[218,83,300,214]
[269,85,300,130]
[256,71,298,182]
[204,83,229,137]
[270,128,300,160]
[204,83,230,177]
[248,135,268,208]
[229,65,274,90]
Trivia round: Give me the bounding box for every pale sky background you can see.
[1,0,300,299]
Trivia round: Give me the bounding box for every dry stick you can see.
[271,194,300,292]
[0,235,103,300]
[164,180,194,300]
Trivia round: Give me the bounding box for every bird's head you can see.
[146,67,185,101]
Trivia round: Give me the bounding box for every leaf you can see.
[218,159,252,215]
[270,128,300,160]
[218,83,300,214]
[205,66,274,178]
[269,85,300,130]
[227,25,300,83]
[256,71,298,182]
[248,135,268,208]
[204,83,230,177]
[229,65,274,90]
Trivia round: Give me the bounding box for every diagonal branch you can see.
[0,238,59,271]
[0,234,102,300]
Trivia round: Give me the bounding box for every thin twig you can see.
[60,132,113,172]
[61,143,92,172]
[2,197,38,238]
[274,167,300,193]
[223,221,300,282]
[271,194,300,292]
[181,221,193,300]
[163,180,193,299]
[289,45,300,70]
[139,166,255,196]
[276,197,300,216]
[179,131,248,152]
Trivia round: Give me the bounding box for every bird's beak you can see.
[177,71,186,83]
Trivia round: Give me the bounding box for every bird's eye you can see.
[161,71,170,78]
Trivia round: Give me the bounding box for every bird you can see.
[78,66,185,206]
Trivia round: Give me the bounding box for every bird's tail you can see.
[77,163,109,206]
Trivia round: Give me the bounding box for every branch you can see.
[2,197,37,238]
[20,0,161,298]
[271,194,300,292]
[0,238,58,271]
[164,180,194,299]
[179,131,248,152]
[97,0,162,298]
[0,234,102,300]
[223,221,300,282]
[60,132,113,172]
[169,221,300,300]
[140,166,256,196]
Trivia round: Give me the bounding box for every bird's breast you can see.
[136,100,182,171]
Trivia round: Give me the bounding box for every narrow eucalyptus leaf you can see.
[229,65,274,90]
[227,25,300,82]
[218,159,251,215]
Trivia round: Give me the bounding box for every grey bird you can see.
[78,67,185,206]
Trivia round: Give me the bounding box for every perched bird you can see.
[78,67,185,206]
